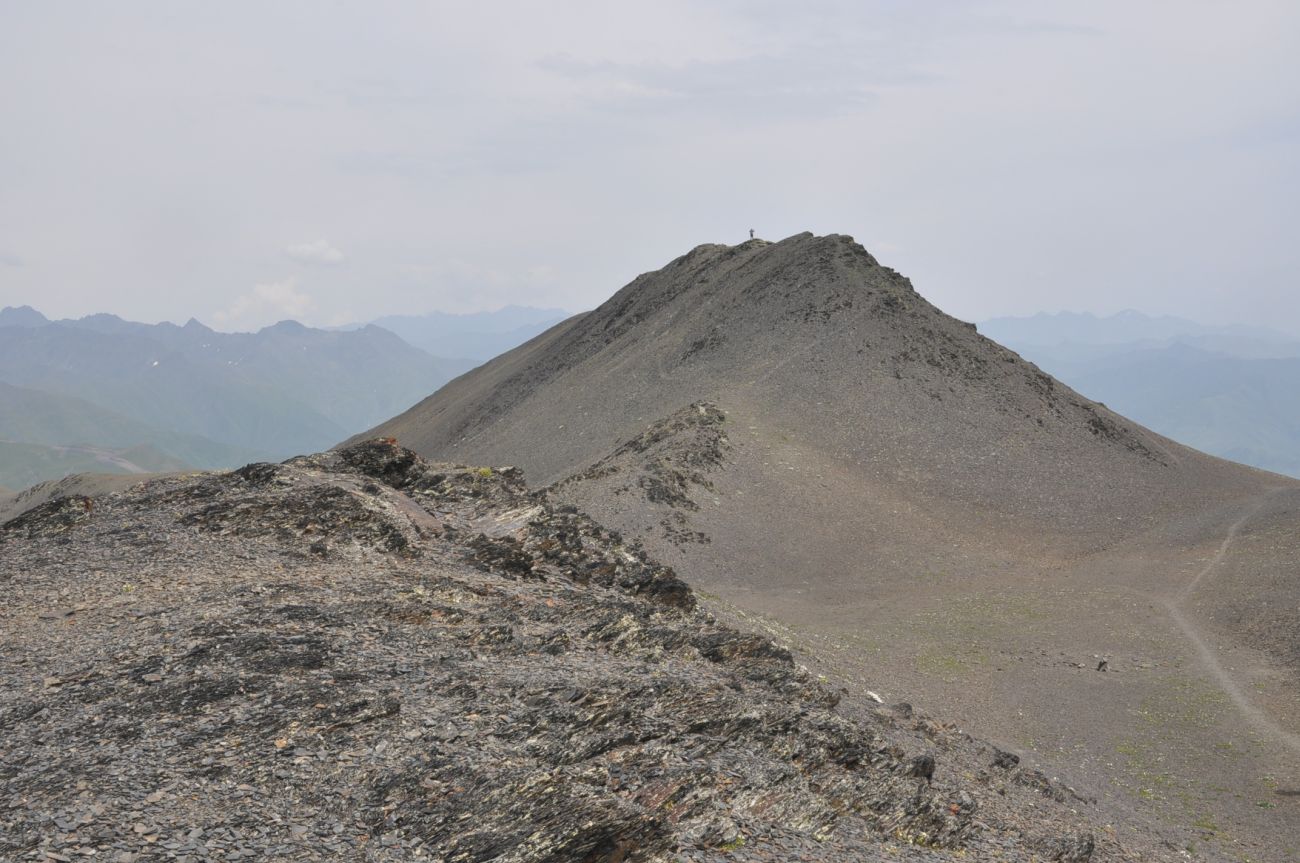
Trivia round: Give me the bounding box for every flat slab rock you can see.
[0,440,1153,861]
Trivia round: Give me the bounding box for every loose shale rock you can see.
[0,440,1152,861]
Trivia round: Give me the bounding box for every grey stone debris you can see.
[0,439,1146,861]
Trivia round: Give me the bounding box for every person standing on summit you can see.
[749,228,755,239]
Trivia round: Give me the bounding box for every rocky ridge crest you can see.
[2,441,1142,861]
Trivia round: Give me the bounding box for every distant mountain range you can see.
[980,311,1300,477]
[0,306,482,488]
[978,309,1300,358]
[338,305,569,361]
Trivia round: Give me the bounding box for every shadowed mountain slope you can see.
[0,441,188,491]
[0,310,468,471]
[0,381,259,488]
[0,381,248,461]
[357,233,1300,860]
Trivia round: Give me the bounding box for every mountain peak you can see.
[357,230,1219,536]
[260,319,308,335]
[0,305,50,328]
[80,313,125,324]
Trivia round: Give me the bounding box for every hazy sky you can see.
[2,2,1299,333]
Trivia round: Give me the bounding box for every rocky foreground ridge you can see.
[2,440,1144,862]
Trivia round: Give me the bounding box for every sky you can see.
[1,1,1299,333]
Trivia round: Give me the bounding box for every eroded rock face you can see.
[0,441,1139,861]
[550,402,730,549]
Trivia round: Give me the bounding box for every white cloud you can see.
[5,4,1300,331]
[212,277,313,330]
[285,238,345,266]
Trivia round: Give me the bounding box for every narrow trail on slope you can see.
[1175,501,1262,602]
[1161,493,1300,757]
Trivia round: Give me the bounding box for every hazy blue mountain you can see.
[1057,345,1300,477]
[980,311,1300,477]
[980,310,1300,359]
[0,380,261,489]
[0,441,194,492]
[0,307,470,486]
[359,305,570,361]
[0,306,50,328]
